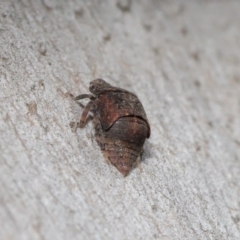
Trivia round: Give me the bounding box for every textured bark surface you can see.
[0,0,240,239]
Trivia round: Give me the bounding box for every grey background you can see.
[0,0,240,239]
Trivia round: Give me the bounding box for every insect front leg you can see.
[79,100,95,128]
[75,93,96,125]
[75,94,95,101]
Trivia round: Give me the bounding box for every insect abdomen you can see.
[96,116,148,176]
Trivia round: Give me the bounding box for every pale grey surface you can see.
[0,0,240,239]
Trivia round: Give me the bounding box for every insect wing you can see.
[97,92,150,137]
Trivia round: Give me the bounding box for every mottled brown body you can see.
[74,79,150,176]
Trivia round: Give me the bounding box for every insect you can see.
[73,79,150,176]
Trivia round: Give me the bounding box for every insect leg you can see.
[75,94,95,101]
[79,101,95,128]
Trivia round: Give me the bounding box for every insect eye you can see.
[90,84,96,91]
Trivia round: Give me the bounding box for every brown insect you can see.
[74,79,150,176]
